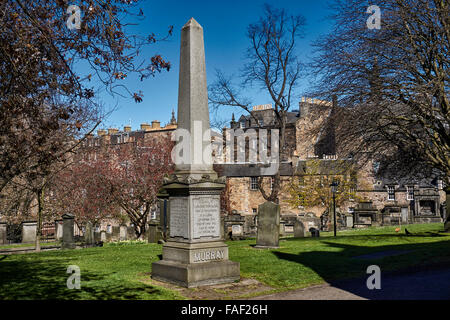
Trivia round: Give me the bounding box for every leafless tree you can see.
[0,0,172,250]
[311,0,449,197]
[209,4,306,203]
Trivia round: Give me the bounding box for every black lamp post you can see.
[330,181,339,237]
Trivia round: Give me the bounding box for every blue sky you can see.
[97,0,335,131]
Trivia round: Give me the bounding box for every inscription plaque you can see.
[193,249,225,262]
[170,197,189,238]
[192,195,220,238]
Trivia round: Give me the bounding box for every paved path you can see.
[252,267,450,300]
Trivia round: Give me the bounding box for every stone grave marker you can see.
[21,221,37,243]
[55,220,63,240]
[85,221,94,245]
[100,231,107,242]
[151,18,240,288]
[61,214,76,249]
[112,226,120,241]
[119,225,127,241]
[255,201,280,248]
[0,222,6,245]
[294,220,306,238]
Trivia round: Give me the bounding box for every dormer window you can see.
[240,121,245,129]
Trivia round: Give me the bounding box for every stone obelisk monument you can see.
[151,18,240,287]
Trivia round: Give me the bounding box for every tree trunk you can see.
[35,187,45,252]
[444,185,450,231]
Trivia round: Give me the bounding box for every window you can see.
[240,121,246,129]
[348,207,355,215]
[252,208,257,214]
[349,187,356,201]
[250,177,258,190]
[258,119,264,127]
[151,206,157,220]
[387,186,395,201]
[106,225,112,233]
[406,186,414,201]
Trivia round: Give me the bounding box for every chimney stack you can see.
[140,123,151,131]
[97,129,107,136]
[151,120,161,129]
[108,128,118,135]
[124,125,131,132]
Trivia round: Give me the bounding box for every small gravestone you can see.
[21,221,37,243]
[231,224,243,237]
[127,226,135,240]
[55,220,63,240]
[0,222,6,245]
[61,214,76,249]
[148,221,161,243]
[255,201,280,248]
[100,231,107,242]
[85,221,94,245]
[112,226,120,241]
[346,216,354,228]
[309,227,320,238]
[119,225,127,241]
[284,225,294,233]
[294,220,306,238]
[94,231,101,243]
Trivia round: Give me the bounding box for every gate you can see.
[41,221,56,242]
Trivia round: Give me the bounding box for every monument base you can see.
[152,259,240,288]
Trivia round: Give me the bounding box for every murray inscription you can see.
[193,249,225,262]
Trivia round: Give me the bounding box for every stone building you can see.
[215,99,445,235]
[80,112,178,236]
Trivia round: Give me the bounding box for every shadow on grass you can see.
[0,255,163,300]
[272,237,450,299]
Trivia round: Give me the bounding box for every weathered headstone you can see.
[151,18,240,288]
[100,231,107,242]
[0,222,7,245]
[119,225,127,241]
[112,226,120,241]
[127,226,135,240]
[85,221,94,245]
[148,221,161,243]
[21,221,37,243]
[61,214,76,249]
[346,215,354,228]
[293,220,306,238]
[231,224,243,237]
[255,201,280,248]
[158,191,170,240]
[309,227,320,238]
[55,220,63,240]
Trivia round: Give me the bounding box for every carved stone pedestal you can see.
[151,177,240,288]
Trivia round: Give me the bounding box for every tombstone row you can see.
[0,215,138,247]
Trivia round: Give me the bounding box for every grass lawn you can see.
[0,223,449,300]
